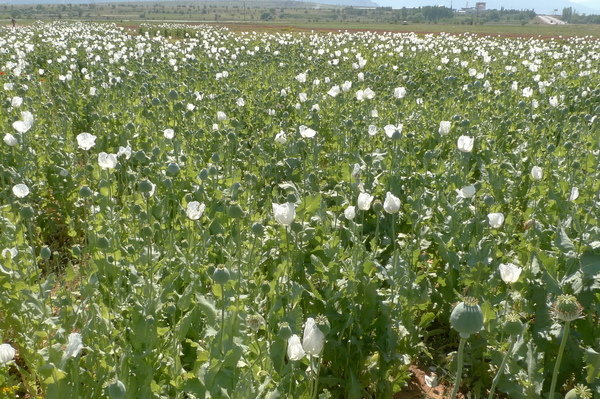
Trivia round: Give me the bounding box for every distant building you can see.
[475,2,486,11]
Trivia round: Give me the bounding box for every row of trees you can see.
[562,6,600,24]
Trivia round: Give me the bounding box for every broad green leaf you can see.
[584,347,600,383]
[555,226,576,258]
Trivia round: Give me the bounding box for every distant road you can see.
[537,15,567,25]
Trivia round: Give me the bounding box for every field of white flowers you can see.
[1,21,599,399]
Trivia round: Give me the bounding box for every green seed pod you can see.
[139,180,153,193]
[213,264,230,285]
[97,237,110,250]
[564,141,574,150]
[167,163,180,176]
[20,205,35,219]
[565,384,592,399]
[261,281,271,294]
[228,202,244,219]
[372,200,383,213]
[79,186,94,198]
[40,246,52,260]
[450,297,484,338]
[483,195,495,206]
[552,294,583,322]
[107,380,126,399]
[167,89,178,101]
[503,314,524,336]
[251,223,265,236]
[199,169,209,181]
[277,321,293,340]
[140,226,153,238]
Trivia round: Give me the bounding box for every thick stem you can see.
[451,337,467,399]
[488,337,515,399]
[549,322,570,399]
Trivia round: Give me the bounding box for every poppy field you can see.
[1,21,600,399]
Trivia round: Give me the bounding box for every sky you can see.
[374,0,600,13]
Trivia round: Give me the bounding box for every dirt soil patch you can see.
[394,365,463,399]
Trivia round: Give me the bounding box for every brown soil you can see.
[394,365,464,399]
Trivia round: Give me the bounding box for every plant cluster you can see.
[0,22,599,398]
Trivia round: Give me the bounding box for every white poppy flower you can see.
[12,184,30,198]
[275,131,287,144]
[384,124,403,138]
[13,111,34,134]
[344,206,356,220]
[299,125,316,138]
[3,133,18,147]
[327,85,341,97]
[499,263,522,283]
[456,185,476,199]
[117,146,132,160]
[65,333,83,358]
[457,136,474,152]
[272,202,296,226]
[186,201,206,220]
[569,187,579,201]
[11,96,23,108]
[488,213,505,228]
[383,192,401,214]
[394,87,407,99]
[0,343,15,365]
[302,318,325,357]
[287,334,305,361]
[341,81,352,92]
[76,133,96,150]
[439,121,451,135]
[531,166,543,181]
[98,152,117,170]
[164,129,175,139]
[357,192,374,211]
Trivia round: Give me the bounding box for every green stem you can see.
[220,283,226,355]
[488,336,515,399]
[310,355,322,399]
[451,337,467,399]
[549,322,570,399]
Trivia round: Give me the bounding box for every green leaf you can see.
[298,193,322,218]
[581,251,600,275]
[555,226,576,258]
[584,347,600,383]
[197,295,217,326]
[182,377,206,397]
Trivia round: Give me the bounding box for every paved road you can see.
[538,15,567,25]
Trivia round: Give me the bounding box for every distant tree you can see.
[562,7,573,22]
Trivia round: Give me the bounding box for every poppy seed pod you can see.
[503,314,524,336]
[213,265,230,285]
[450,297,484,338]
[551,294,583,322]
[107,380,126,399]
[565,384,592,399]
